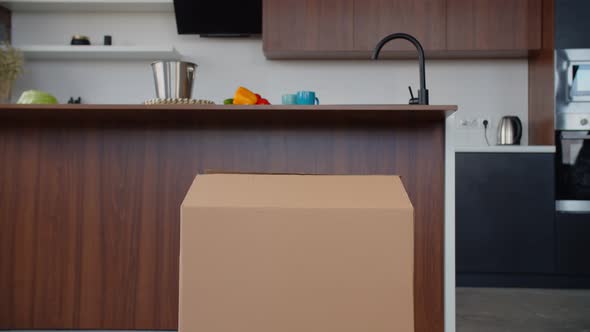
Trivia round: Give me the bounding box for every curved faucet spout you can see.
[372,33,429,105]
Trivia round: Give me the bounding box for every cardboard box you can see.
[180,174,414,332]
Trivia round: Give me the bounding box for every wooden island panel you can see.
[0,104,454,332]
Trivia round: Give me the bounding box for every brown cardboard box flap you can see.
[180,173,414,332]
[182,173,413,210]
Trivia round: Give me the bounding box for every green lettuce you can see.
[17,90,58,104]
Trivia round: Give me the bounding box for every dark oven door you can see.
[556,130,590,212]
[556,131,590,278]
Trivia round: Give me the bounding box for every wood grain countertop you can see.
[0,103,457,112]
[0,104,457,123]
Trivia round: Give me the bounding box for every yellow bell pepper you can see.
[233,86,258,105]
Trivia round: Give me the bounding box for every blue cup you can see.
[295,91,320,105]
[282,94,297,105]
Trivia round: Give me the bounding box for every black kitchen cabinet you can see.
[456,152,555,276]
[555,0,590,49]
[556,212,590,276]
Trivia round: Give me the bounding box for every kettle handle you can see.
[514,118,523,144]
[187,66,195,81]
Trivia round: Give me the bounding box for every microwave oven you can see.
[556,49,590,130]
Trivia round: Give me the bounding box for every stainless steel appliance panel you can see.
[556,49,590,130]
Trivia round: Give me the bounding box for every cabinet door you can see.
[555,0,590,48]
[456,153,555,274]
[263,0,354,56]
[556,212,590,275]
[354,0,446,52]
[447,0,541,51]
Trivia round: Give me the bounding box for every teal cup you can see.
[282,94,297,105]
[295,91,320,105]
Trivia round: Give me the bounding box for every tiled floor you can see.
[457,287,590,332]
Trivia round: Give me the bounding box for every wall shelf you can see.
[0,0,173,12]
[16,45,180,61]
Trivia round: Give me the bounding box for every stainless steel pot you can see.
[151,61,197,99]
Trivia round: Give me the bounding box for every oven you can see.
[556,130,590,212]
[555,50,590,276]
[556,49,590,212]
[555,130,590,275]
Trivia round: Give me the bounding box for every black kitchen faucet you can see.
[372,33,429,105]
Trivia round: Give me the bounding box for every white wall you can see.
[11,11,529,146]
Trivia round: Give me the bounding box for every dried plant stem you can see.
[0,43,23,82]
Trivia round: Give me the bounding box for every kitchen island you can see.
[0,104,456,332]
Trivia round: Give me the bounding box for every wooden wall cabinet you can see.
[529,0,555,146]
[263,0,354,58]
[446,0,542,53]
[353,0,446,53]
[263,0,543,59]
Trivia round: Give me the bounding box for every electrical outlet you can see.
[456,117,479,129]
[478,117,491,129]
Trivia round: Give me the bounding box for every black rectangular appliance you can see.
[173,0,262,36]
[556,131,590,204]
[555,131,590,278]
